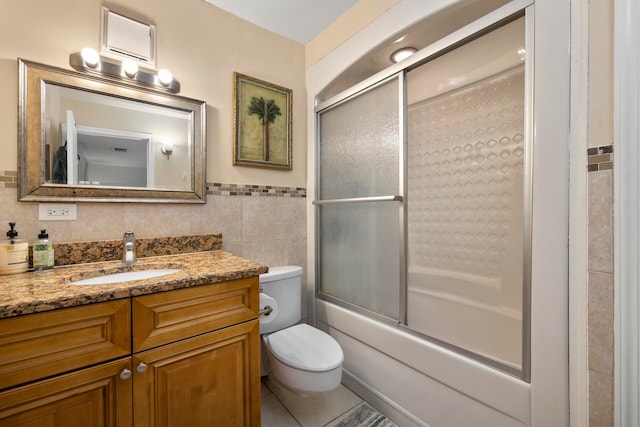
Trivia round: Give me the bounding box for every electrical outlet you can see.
[38,203,77,221]
[47,207,69,217]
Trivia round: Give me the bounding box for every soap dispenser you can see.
[0,222,29,275]
[33,229,54,270]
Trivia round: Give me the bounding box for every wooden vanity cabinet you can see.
[0,276,261,427]
[131,276,261,426]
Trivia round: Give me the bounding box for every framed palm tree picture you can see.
[233,72,293,170]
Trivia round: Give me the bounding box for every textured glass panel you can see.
[319,203,400,319]
[318,78,400,200]
[406,18,525,368]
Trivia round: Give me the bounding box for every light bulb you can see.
[390,47,417,63]
[157,69,173,86]
[122,58,139,77]
[80,47,100,68]
[161,142,173,156]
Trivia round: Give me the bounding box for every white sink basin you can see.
[69,268,181,285]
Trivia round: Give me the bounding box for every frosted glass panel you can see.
[406,17,526,368]
[319,203,400,320]
[317,76,401,320]
[318,78,400,200]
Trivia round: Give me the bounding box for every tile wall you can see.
[0,173,307,280]
[587,145,614,426]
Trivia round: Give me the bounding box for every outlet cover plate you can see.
[38,203,77,221]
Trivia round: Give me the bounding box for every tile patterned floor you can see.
[261,377,398,427]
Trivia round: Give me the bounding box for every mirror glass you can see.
[19,59,206,203]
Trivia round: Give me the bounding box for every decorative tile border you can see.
[0,170,18,188]
[207,182,306,197]
[0,173,307,197]
[588,145,613,172]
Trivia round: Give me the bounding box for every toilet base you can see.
[266,351,342,394]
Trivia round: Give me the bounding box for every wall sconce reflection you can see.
[161,143,174,158]
[70,47,180,93]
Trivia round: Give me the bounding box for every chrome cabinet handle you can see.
[136,362,148,374]
[120,368,132,380]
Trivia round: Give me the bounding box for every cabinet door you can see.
[0,358,132,427]
[133,320,260,427]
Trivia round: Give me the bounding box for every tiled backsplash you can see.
[54,234,222,266]
[587,145,613,172]
[0,177,307,269]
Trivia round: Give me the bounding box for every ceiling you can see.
[201,0,515,102]
[202,0,358,44]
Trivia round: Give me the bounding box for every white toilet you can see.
[259,266,343,394]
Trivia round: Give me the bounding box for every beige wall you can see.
[0,0,306,187]
[0,0,308,280]
[588,0,614,148]
[305,0,400,67]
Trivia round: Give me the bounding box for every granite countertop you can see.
[0,251,268,319]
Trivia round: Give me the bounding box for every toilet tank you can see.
[259,266,303,334]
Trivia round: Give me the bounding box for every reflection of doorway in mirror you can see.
[61,117,154,188]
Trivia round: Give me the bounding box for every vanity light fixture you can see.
[69,48,181,93]
[80,47,100,68]
[390,47,417,63]
[157,69,173,86]
[161,142,173,157]
[122,58,139,77]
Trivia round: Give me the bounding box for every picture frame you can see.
[233,72,293,170]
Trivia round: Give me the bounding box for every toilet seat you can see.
[264,324,343,372]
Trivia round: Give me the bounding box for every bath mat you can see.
[332,402,397,427]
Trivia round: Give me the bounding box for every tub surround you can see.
[0,250,268,319]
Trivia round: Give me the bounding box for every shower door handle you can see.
[312,195,403,205]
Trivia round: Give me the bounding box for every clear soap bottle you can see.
[33,229,54,270]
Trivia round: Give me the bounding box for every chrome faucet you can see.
[122,231,137,265]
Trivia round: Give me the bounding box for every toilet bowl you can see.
[259,266,344,394]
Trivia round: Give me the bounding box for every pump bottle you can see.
[33,229,54,270]
[0,222,29,275]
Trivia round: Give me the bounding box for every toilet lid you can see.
[265,324,343,372]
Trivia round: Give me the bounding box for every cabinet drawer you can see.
[132,277,258,352]
[0,299,131,390]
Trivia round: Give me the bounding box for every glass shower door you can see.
[405,17,527,370]
[315,76,403,320]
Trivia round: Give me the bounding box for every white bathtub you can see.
[407,267,522,367]
[315,299,530,426]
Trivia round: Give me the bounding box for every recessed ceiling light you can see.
[390,47,417,63]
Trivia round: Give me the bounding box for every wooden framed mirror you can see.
[18,59,206,203]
